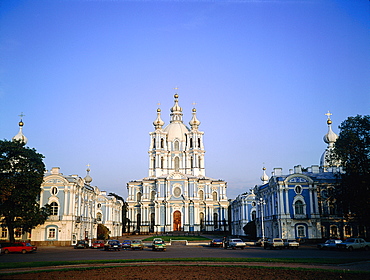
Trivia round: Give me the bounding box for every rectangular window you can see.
[48,228,56,239]
[1,228,7,238]
[15,229,22,238]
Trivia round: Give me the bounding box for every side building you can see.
[31,167,123,246]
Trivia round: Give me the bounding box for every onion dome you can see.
[189,108,201,129]
[260,167,269,184]
[12,117,28,144]
[323,114,338,145]
[164,93,189,141]
[153,108,165,129]
[84,166,93,185]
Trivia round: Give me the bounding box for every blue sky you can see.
[1,0,369,199]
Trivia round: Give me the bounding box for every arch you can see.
[198,138,201,148]
[160,138,164,148]
[330,225,338,238]
[137,192,142,203]
[190,156,194,168]
[213,212,218,229]
[296,224,306,238]
[151,191,156,200]
[160,157,164,169]
[136,213,141,232]
[173,211,181,231]
[200,212,205,231]
[344,225,351,237]
[50,202,59,216]
[294,200,304,215]
[174,157,180,172]
[199,190,204,200]
[150,213,155,233]
[251,210,256,221]
[212,191,218,201]
[190,138,193,148]
[96,212,102,222]
[174,141,179,151]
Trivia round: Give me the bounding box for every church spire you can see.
[189,107,201,130]
[12,112,28,144]
[170,89,183,123]
[153,107,165,129]
[260,166,269,184]
[320,111,339,171]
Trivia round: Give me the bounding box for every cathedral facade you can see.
[126,94,229,233]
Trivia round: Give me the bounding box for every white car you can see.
[283,239,299,249]
[225,238,246,249]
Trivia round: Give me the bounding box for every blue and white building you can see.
[126,93,229,233]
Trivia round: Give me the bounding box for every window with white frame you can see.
[294,200,304,215]
[48,228,56,239]
[297,225,305,238]
[50,202,59,215]
[1,228,7,238]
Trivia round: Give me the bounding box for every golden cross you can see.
[19,112,25,119]
[174,87,179,91]
[192,102,197,107]
[157,102,161,106]
[325,111,332,119]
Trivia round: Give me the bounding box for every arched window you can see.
[198,157,201,168]
[97,212,102,222]
[294,200,304,215]
[137,192,142,202]
[212,191,218,201]
[153,139,156,149]
[198,138,201,148]
[199,190,204,200]
[161,157,164,169]
[174,141,179,151]
[151,191,156,200]
[330,225,338,238]
[213,213,218,229]
[200,212,204,231]
[160,138,164,148]
[251,210,256,220]
[50,202,58,216]
[344,225,351,237]
[190,138,193,148]
[297,225,305,238]
[190,157,194,169]
[174,157,180,172]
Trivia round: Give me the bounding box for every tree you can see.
[97,224,110,240]
[0,140,50,243]
[108,192,128,234]
[331,115,370,230]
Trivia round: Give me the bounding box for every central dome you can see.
[163,122,189,142]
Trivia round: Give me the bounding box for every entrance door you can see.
[173,211,181,231]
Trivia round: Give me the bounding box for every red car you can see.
[91,240,105,249]
[0,242,37,254]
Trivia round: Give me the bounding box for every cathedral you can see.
[126,93,229,233]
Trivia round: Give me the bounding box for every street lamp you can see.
[258,198,266,241]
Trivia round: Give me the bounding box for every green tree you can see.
[0,140,50,243]
[331,115,370,229]
[97,224,110,240]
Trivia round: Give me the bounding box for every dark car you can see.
[209,239,223,247]
[104,240,122,251]
[317,239,342,250]
[0,242,37,254]
[74,240,89,249]
[121,240,131,250]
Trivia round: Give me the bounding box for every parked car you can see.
[224,239,246,249]
[255,238,268,247]
[264,238,284,249]
[74,240,89,249]
[336,238,370,251]
[121,240,132,250]
[91,240,105,249]
[0,242,37,254]
[131,240,144,250]
[104,240,122,251]
[209,239,223,247]
[317,239,342,250]
[152,238,166,251]
[283,239,299,249]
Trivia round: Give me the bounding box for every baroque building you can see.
[126,93,229,233]
[1,118,123,246]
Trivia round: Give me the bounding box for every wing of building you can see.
[126,93,229,233]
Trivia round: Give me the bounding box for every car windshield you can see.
[232,239,243,242]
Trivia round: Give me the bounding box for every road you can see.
[1,244,369,265]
